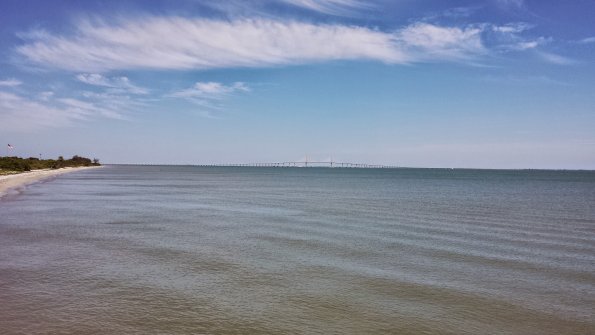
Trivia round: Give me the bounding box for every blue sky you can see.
[1,0,594,169]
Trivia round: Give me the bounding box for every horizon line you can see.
[102,163,595,172]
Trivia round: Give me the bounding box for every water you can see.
[1,165,594,334]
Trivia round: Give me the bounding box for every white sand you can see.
[0,166,102,198]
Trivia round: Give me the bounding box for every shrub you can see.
[0,155,99,172]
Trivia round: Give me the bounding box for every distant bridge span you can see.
[196,161,398,168]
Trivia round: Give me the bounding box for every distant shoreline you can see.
[105,164,595,172]
[0,166,102,198]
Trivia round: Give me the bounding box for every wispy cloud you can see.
[39,91,54,101]
[511,40,540,50]
[537,51,576,65]
[76,73,148,94]
[74,74,149,119]
[0,92,87,131]
[0,87,137,132]
[492,22,532,34]
[57,97,126,120]
[170,82,250,99]
[482,74,569,86]
[488,23,551,52]
[168,81,250,118]
[488,24,577,66]
[577,37,595,44]
[279,0,370,16]
[17,17,489,72]
[81,90,147,110]
[505,37,549,51]
[494,0,525,9]
[0,78,22,87]
[396,23,485,61]
[424,6,480,21]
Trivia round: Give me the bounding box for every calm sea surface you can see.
[1,165,594,334]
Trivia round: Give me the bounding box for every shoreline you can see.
[0,166,102,198]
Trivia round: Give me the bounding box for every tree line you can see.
[0,155,100,172]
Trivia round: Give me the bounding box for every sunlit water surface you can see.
[1,166,594,334]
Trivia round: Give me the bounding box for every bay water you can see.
[1,165,594,334]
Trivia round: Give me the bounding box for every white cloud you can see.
[506,37,549,51]
[76,73,148,94]
[0,78,22,87]
[169,81,250,118]
[515,41,539,50]
[538,51,576,65]
[171,81,250,99]
[199,0,370,18]
[39,91,54,101]
[0,89,132,132]
[0,92,86,131]
[395,23,485,60]
[488,23,551,52]
[74,74,149,118]
[17,17,488,72]
[495,0,525,9]
[482,74,569,86]
[279,0,370,15]
[430,6,479,20]
[81,90,147,115]
[76,73,110,86]
[578,37,595,44]
[492,23,532,34]
[57,98,124,120]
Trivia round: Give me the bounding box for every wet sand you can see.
[0,166,102,198]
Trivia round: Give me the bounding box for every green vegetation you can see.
[0,155,100,174]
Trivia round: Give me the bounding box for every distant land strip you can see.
[112,162,397,168]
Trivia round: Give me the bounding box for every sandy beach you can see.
[0,166,101,198]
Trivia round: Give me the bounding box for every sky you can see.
[0,0,594,169]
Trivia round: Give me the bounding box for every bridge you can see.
[195,161,398,168]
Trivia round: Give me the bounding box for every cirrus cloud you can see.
[16,17,486,72]
[0,92,86,131]
[280,0,371,16]
[76,73,148,94]
[168,81,251,118]
[0,78,22,87]
[0,90,131,132]
[396,23,485,60]
[170,81,250,99]
[578,37,595,44]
